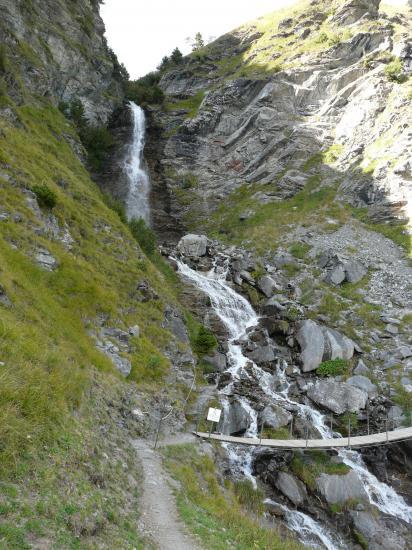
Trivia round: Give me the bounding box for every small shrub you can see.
[181,173,198,189]
[193,326,217,356]
[0,45,8,73]
[31,184,57,209]
[128,218,157,256]
[385,58,408,83]
[317,358,349,377]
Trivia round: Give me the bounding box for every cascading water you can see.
[176,256,412,548]
[124,102,151,224]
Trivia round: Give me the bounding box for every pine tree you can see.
[170,47,183,65]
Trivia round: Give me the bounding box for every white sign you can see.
[207,407,222,423]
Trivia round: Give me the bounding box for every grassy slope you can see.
[0,95,186,547]
[162,444,303,550]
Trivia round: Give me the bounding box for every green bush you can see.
[193,326,217,355]
[129,217,157,256]
[31,184,57,209]
[385,58,407,83]
[80,125,114,172]
[0,45,8,73]
[317,358,349,377]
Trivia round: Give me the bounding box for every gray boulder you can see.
[350,510,408,550]
[347,375,377,398]
[344,260,368,284]
[325,264,346,285]
[296,320,355,372]
[260,405,292,430]
[307,379,368,414]
[177,234,207,257]
[276,472,307,506]
[332,0,380,26]
[316,470,368,504]
[203,351,227,373]
[354,359,370,376]
[296,320,324,372]
[257,275,278,298]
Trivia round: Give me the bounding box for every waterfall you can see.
[124,102,151,224]
[176,257,412,548]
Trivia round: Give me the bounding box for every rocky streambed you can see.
[169,232,412,549]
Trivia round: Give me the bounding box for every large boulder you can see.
[350,511,410,550]
[347,375,377,398]
[177,234,208,257]
[296,320,355,372]
[321,252,367,286]
[276,472,307,506]
[244,344,276,365]
[316,471,368,504]
[259,405,292,430]
[307,379,368,414]
[296,320,324,372]
[257,275,279,298]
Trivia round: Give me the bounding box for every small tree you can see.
[157,55,170,72]
[192,32,205,51]
[170,47,183,65]
[194,326,217,355]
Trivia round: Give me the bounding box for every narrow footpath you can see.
[132,437,200,550]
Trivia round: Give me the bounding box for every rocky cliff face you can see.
[0,0,123,122]
[146,0,412,238]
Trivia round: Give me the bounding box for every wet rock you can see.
[221,398,251,435]
[276,472,307,506]
[307,379,368,414]
[203,351,227,373]
[244,344,276,365]
[316,470,368,504]
[264,499,286,517]
[347,375,377,398]
[177,234,207,257]
[350,510,410,550]
[259,405,292,430]
[262,297,287,317]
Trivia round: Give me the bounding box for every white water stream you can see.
[176,257,412,549]
[124,102,151,224]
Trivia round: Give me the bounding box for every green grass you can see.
[166,91,206,119]
[207,176,347,253]
[0,99,189,473]
[162,444,303,550]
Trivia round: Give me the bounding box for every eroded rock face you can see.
[0,0,123,123]
[259,405,292,430]
[307,379,368,414]
[332,0,381,26]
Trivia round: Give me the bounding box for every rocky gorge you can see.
[0,0,411,548]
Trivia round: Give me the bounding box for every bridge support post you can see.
[386,415,389,443]
[367,401,370,435]
[260,421,264,446]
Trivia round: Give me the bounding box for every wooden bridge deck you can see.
[194,427,412,450]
